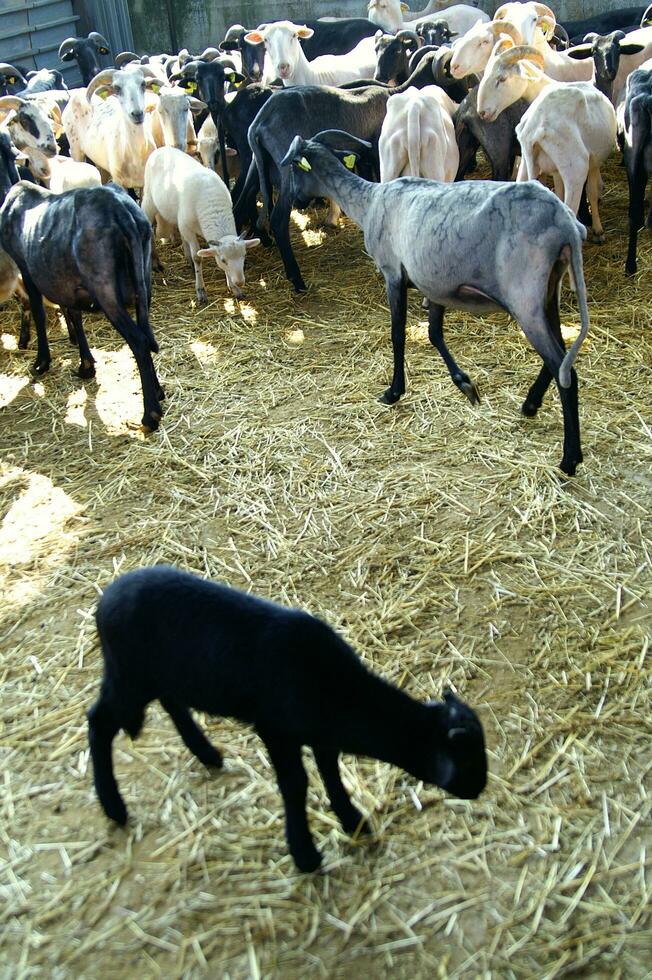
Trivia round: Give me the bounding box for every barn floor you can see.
[1,155,651,978]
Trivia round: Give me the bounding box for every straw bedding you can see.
[0,153,650,978]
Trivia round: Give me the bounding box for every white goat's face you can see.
[368,0,404,33]
[477,44,539,122]
[494,2,555,46]
[197,235,260,298]
[253,22,314,82]
[111,67,148,125]
[3,102,58,159]
[157,88,190,150]
[450,19,500,77]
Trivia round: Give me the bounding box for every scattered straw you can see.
[0,152,650,977]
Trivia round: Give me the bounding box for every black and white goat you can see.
[58,32,111,86]
[281,130,591,476]
[88,565,487,872]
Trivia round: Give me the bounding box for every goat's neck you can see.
[289,44,314,86]
[523,73,555,103]
[312,166,375,229]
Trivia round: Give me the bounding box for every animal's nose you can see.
[478,109,489,120]
[450,63,460,76]
[252,64,261,76]
[42,143,57,158]
[131,110,144,124]
[279,63,290,74]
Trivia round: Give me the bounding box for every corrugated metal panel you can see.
[79,0,133,55]
[0,0,81,83]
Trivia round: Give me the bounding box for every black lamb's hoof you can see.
[378,387,402,405]
[18,333,29,351]
[78,360,96,380]
[521,399,539,418]
[142,411,162,434]
[292,845,322,874]
[559,458,579,478]
[32,358,51,376]
[105,797,128,826]
[342,812,372,837]
[199,745,223,769]
[459,378,480,405]
[625,261,637,276]
[293,279,308,294]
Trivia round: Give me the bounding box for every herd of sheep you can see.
[0,1,650,868]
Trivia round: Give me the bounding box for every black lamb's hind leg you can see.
[259,730,321,872]
[313,747,370,836]
[379,275,407,404]
[88,696,128,825]
[160,699,222,767]
[427,302,480,404]
[63,308,95,379]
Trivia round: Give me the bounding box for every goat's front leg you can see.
[183,233,208,305]
[379,275,407,404]
[586,167,605,244]
[625,163,647,275]
[427,302,480,404]
[259,730,320,872]
[313,747,370,837]
[21,273,50,375]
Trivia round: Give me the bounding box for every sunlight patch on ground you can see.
[0,374,28,408]
[409,322,429,344]
[1,333,18,351]
[190,340,218,366]
[64,387,88,429]
[290,209,310,231]
[92,346,143,435]
[0,468,80,569]
[285,328,305,346]
[561,322,581,342]
[302,229,326,248]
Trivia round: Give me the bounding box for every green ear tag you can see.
[343,154,356,170]
[297,157,311,171]
[187,80,198,93]
[151,82,160,93]
[99,89,110,99]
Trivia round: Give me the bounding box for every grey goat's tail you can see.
[559,226,589,389]
[116,207,159,354]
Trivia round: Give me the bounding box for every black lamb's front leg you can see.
[259,730,321,872]
[379,275,407,404]
[313,747,370,836]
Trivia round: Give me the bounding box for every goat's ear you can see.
[245,31,265,44]
[296,26,315,40]
[566,43,593,60]
[219,40,239,51]
[518,58,543,81]
[244,238,261,250]
[188,96,207,113]
[146,78,162,92]
[620,42,646,55]
[401,2,411,10]
[227,70,245,86]
[197,247,217,258]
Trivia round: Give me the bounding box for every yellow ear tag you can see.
[98,89,110,99]
[343,154,356,170]
[151,82,160,93]
[228,73,242,87]
[8,77,16,84]
[297,157,311,171]
[187,80,198,93]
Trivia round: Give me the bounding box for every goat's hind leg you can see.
[160,699,222,768]
[62,308,95,379]
[313,747,370,836]
[88,693,132,825]
[379,275,408,404]
[522,257,565,418]
[427,302,480,405]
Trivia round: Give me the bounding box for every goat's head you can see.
[197,235,260,299]
[280,129,373,206]
[367,0,410,34]
[450,18,521,78]
[0,64,27,97]
[220,24,266,80]
[59,32,110,87]
[494,2,555,46]
[24,68,67,93]
[567,31,647,99]
[477,37,544,121]
[154,84,206,151]
[0,95,57,160]
[86,65,161,126]
[417,19,457,47]
[374,29,421,84]
[0,130,20,199]
[170,53,243,121]
[244,22,313,83]
[419,690,487,799]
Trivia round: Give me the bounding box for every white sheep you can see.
[368,0,488,35]
[379,85,459,181]
[142,146,260,303]
[244,22,377,87]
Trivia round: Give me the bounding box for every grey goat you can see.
[281,130,590,476]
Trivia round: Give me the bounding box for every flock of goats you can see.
[0,0,650,476]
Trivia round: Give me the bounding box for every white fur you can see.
[379,85,459,181]
[368,1,487,35]
[247,22,377,87]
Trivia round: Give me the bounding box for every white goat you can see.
[477,40,617,242]
[142,146,260,303]
[493,3,593,81]
[244,22,377,87]
[62,64,159,188]
[379,85,459,181]
[368,1,487,35]
[146,84,205,153]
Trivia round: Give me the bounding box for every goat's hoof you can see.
[292,846,322,874]
[625,262,637,276]
[141,412,162,433]
[153,260,165,273]
[292,280,308,294]
[378,388,402,405]
[32,358,50,376]
[196,289,208,306]
[459,379,480,405]
[18,335,29,351]
[200,745,223,768]
[559,458,580,478]
[521,399,539,418]
[106,798,128,826]
[592,232,605,245]
[78,361,96,380]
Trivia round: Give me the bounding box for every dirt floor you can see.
[1,154,651,978]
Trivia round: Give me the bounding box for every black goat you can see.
[235,84,390,291]
[297,18,380,59]
[171,51,244,190]
[622,62,652,274]
[0,132,31,347]
[88,565,487,872]
[455,88,527,182]
[566,31,647,100]
[0,64,27,97]
[562,6,647,45]
[416,19,457,47]
[220,24,266,81]
[58,32,111,87]
[223,82,275,212]
[374,29,421,85]
[0,183,164,431]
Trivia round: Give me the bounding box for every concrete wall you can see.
[128,1,634,55]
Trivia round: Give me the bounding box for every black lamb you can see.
[88,566,488,872]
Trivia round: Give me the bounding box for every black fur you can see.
[88,566,487,873]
